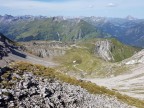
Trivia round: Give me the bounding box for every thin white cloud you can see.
[106,3,117,7]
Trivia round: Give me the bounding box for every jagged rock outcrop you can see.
[0,33,26,67]
[0,33,13,59]
[22,41,69,58]
[95,40,114,61]
[0,69,134,108]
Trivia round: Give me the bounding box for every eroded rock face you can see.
[22,41,69,58]
[0,71,134,108]
[95,40,114,61]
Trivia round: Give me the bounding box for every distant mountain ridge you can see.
[0,15,106,42]
[0,15,144,47]
[83,16,144,47]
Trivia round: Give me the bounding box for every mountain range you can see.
[0,15,144,48]
[0,15,105,42]
[83,16,144,47]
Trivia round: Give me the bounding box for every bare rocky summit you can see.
[0,68,134,108]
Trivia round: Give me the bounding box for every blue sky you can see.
[0,0,144,18]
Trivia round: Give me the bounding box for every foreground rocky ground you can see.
[0,65,135,108]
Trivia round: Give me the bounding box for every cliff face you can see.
[95,40,114,61]
[94,39,139,62]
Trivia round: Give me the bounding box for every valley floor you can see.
[85,64,144,100]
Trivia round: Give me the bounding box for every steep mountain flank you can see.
[0,33,11,59]
[0,33,27,67]
[124,23,144,47]
[0,33,17,59]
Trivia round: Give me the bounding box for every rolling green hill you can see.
[53,38,140,78]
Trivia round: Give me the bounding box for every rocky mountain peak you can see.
[126,15,136,20]
[0,33,13,59]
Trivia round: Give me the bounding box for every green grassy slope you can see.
[109,38,140,62]
[0,18,105,42]
[53,38,140,77]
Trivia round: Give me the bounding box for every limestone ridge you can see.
[22,41,69,58]
[95,39,114,61]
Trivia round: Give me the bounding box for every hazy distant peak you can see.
[126,15,136,20]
